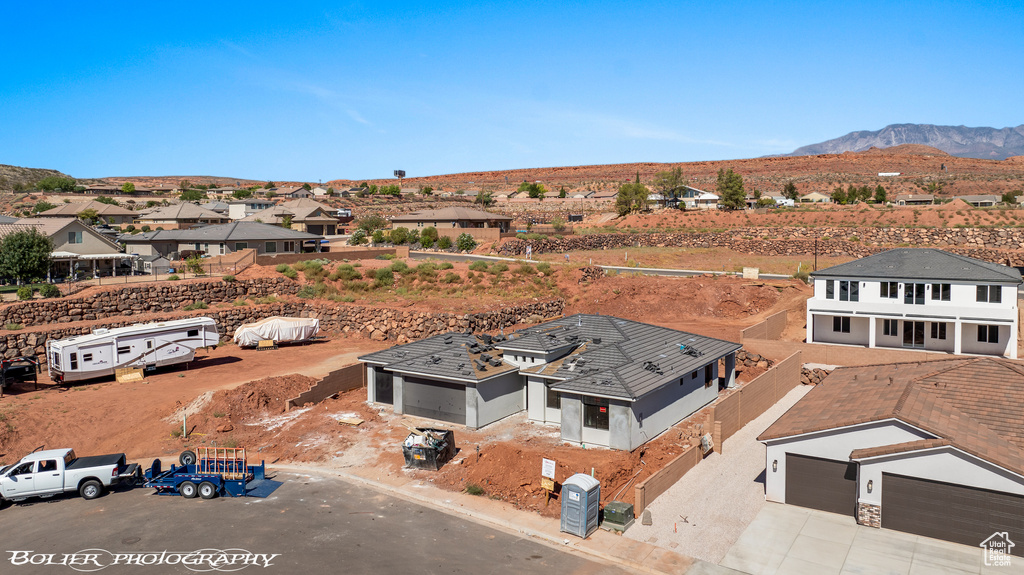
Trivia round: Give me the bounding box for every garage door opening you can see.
[785,453,857,516]
[403,376,466,425]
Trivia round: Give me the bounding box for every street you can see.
[0,471,634,575]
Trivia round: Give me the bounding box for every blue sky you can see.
[1,1,1021,181]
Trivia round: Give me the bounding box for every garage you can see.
[373,367,393,405]
[882,473,1024,553]
[785,453,857,516]
[403,376,466,425]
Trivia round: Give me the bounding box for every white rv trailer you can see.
[47,317,219,383]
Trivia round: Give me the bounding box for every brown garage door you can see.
[785,453,857,516]
[882,472,1024,554]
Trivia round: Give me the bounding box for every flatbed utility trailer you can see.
[143,447,266,499]
[0,355,40,397]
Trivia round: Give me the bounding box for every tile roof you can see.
[362,314,740,400]
[137,203,228,221]
[241,205,336,224]
[811,248,1022,283]
[359,332,518,382]
[758,357,1024,476]
[38,201,135,217]
[390,207,512,222]
[118,221,320,242]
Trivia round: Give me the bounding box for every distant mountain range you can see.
[790,123,1024,160]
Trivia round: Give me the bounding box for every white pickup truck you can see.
[0,448,140,504]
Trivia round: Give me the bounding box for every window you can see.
[265,242,277,253]
[882,319,898,336]
[977,285,1002,303]
[546,388,561,409]
[903,321,925,348]
[691,370,698,380]
[219,243,225,255]
[70,353,78,370]
[283,241,296,252]
[82,353,93,362]
[904,283,925,305]
[704,364,715,388]
[832,316,851,333]
[880,282,898,299]
[838,280,858,302]
[187,329,199,337]
[825,280,834,299]
[930,323,947,340]
[117,346,131,355]
[582,396,609,430]
[68,231,83,244]
[9,462,33,476]
[931,283,951,301]
[38,460,57,473]
[234,242,248,250]
[978,325,1000,343]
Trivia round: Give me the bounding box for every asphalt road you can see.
[0,471,632,575]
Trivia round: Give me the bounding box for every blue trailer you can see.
[144,447,273,499]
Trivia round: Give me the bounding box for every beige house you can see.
[894,193,935,206]
[135,203,231,229]
[241,205,338,235]
[37,200,138,225]
[0,218,134,279]
[799,191,832,203]
[389,207,513,242]
[120,222,322,260]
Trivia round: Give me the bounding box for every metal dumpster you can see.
[402,428,456,471]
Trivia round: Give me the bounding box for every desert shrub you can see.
[296,285,316,298]
[390,227,409,244]
[275,264,290,273]
[551,216,566,231]
[292,261,308,271]
[389,260,409,274]
[39,284,61,298]
[515,263,536,275]
[232,299,248,306]
[377,253,396,260]
[488,262,509,275]
[5,323,23,330]
[282,268,298,280]
[516,233,528,240]
[254,295,277,305]
[16,286,33,300]
[222,275,235,283]
[465,484,485,496]
[439,262,453,270]
[420,226,438,248]
[344,280,370,292]
[167,274,181,281]
[417,263,438,281]
[469,260,488,272]
[349,229,367,245]
[442,272,461,284]
[373,269,394,288]
[455,233,477,252]
[437,236,452,249]
[793,263,811,284]
[526,233,545,241]
[372,230,385,244]
[536,262,552,275]
[183,301,208,311]
[330,264,362,281]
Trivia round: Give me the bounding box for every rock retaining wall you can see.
[497,227,1024,266]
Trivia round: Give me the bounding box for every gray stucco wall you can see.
[609,401,632,451]
[469,372,525,428]
[392,373,405,414]
[627,363,719,450]
[560,393,582,443]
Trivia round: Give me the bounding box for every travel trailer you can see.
[47,317,220,383]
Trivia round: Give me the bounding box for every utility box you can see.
[560,473,600,539]
[601,500,635,533]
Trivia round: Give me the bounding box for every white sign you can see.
[569,491,580,502]
[541,458,556,479]
[878,172,901,177]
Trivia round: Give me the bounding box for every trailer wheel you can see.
[198,481,217,500]
[179,481,198,499]
[179,450,197,466]
[80,480,103,500]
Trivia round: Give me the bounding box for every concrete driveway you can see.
[721,503,1024,575]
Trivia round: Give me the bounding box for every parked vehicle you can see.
[47,317,219,383]
[144,448,267,499]
[0,355,40,396]
[0,448,140,503]
[233,316,320,347]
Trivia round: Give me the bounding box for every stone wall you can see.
[0,278,299,329]
[1,298,565,367]
[497,227,1024,266]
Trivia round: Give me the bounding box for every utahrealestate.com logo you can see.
[7,549,279,571]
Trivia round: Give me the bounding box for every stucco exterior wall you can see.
[470,372,525,428]
[627,365,718,451]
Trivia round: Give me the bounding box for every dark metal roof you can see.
[358,332,516,382]
[811,248,1022,284]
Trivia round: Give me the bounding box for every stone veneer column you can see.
[857,502,881,528]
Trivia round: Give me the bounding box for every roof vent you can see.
[426,355,442,365]
[462,370,474,376]
[473,359,487,371]
[479,334,493,344]
[488,358,503,367]
[643,361,664,375]
[480,353,493,362]
[598,379,614,387]
[593,338,602,345]
[680,344,703,357]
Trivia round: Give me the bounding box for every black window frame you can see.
[978,325,999,344]
[69,353,78,370]
[931,283,951,301]
[825,280,834,299]
[904,283,925,305]
[930,322,947,340]
[187,329,199,337]
[546,387,561,409]
[82,353,93,362]
[582,396,609,430]
[882,319,898,336]
[977,285,1002,304]
[880,282,898,299]
[832,316,851,333]
[117,345,131,355]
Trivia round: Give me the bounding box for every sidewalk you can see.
[275,461,744,575]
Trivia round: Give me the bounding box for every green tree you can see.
[615,182,650,216]
[302,183,312,191]
[652,166,688,200]
[356,215,388,232]
[95,195,119,205]
[282,215,292,229]
[121,182,136,194]
[326,187,335,196]
[232,188,253,199]
[455,233,477,252]
[716,168,746,210]
[517,182,548,200]
[832,186,848,205]
[874,185,888,203]
[77,208,100,224]
[264,181,275,189]
[474,190,494,206]
[420,185,433,196]
[420,226,438,248]
[265,191,277,199]
[1002,189,1023,204]
[32,200,56,213]
[558,186,566,198]
[180,189,204,202]
[0,228,53,283]
[390,227,409,244]
[178,180,192,193]
[782,181,798,201]
[37,176,77,192]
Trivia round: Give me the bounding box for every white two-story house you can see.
[806,249,1022,359]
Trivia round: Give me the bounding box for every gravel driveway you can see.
[624,384,812,564]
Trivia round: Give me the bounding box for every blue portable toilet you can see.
[560,473,600,539]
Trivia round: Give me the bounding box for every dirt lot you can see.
[536,246,853,276]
